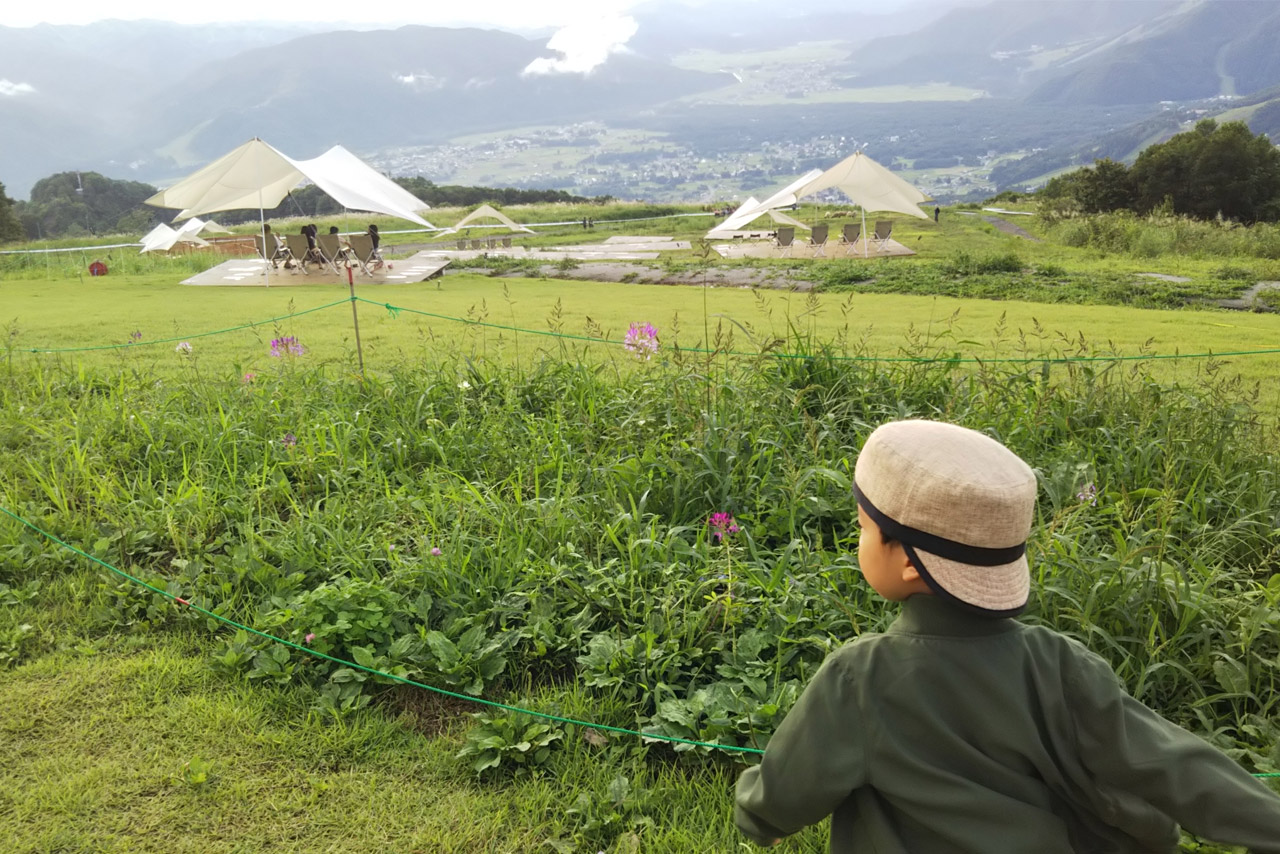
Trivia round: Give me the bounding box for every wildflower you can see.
[242,372,256,384]
[1076,483,1098,506]
[128,330,142,343]
[708,512,740,541]
[269,336,306,358]
[304,633,316,644]
[430,547,443,557]
[623,322,660,361]
[175,341,192,354]
[281,433,297,449]
[457,380,472,390]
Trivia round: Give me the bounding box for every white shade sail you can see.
[146,139,304,219]
[706,170,825,238]
[441,203,534,234]
[754,170,825,214]
[139,220,212,253]
[790,151,931,220]
[145,138,434,228]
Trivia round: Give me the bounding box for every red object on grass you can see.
[89,261,108,277]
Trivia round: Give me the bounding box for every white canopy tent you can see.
[140,224,202,253]
[441,203,534,235]
[707,197,811,239]
[705,171,822,239]
[786,151,931,256]
[145,138,434,228]
[139,218,214,253]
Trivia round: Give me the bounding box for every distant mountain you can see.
[1027,0,1280,105]
[5,3,1280,203]
[840,0,1182,94]
[137,25,732,170]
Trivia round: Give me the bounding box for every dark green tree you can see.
[16,171,162,239]
[1075,158,1135,213]
[1129,119,1280,222]
[0,181,23,243]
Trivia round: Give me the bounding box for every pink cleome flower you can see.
[708,512,740,541]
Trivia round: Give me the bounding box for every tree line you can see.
[1038,119,1280,223]
[0,173,608,243]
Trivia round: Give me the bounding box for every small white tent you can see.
[441,204,534,234]
[707,197,811,239]
[705,170,823,239]
[145,138,434,228]
[139,219,211,253]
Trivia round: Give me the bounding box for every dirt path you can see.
[451,260,820,290]
[981,216,1042,242]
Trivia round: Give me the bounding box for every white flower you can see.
[175,341,192,354]
[457,380,472,390]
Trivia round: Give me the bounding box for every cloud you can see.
[0,80,36,97]
[393,71,445,91]
[522,14,638,76]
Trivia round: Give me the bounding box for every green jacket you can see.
[735,595,1280,852]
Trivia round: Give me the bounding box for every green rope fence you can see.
[14,293,1280,364]
[20,299,352,354]
[0,504,763,756]
[355,296,1280,365]
[3,503,1279,778]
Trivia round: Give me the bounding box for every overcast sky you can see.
[6,0,936,30]
[14,0,664,29]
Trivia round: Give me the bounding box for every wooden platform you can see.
[712,237,916,260]
[182,253,451,287]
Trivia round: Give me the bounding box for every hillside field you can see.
[3,210,1280,853]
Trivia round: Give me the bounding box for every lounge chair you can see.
[283,234,323,274]
[501,236,513,249]
[470,239,483,251]
[774,226,796,257]
[809,224,829,258]
[346,233,380,276]
[873,220,894,253]
[316,233,349,273]
[840,223,862,255]
[254,234,292,269]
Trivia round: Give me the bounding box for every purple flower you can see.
[623,322,659,361]
[128,330,142,343]
[242,372,256,384]
[174,341,192,355]
[430,547,443,557]
[708,512,740,541]
[1076,483,1098,505]
[281,433,297,449]
[304,632,316,644]
[270,336,306,358]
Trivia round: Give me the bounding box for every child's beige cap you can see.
[853,420,1037,616]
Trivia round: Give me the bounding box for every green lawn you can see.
[6,269,1280,411]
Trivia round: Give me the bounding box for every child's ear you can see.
[898,551,921,583]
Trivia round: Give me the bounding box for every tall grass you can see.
[1042,210,1280,262]
[2,325,1277,771]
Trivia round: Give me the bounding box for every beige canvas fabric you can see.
[853,420,1037,613]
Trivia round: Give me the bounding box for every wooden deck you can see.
[181,253,451,287]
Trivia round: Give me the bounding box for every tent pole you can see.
[347,265,366,380]
[258,151,269,288]
[862,208,869,259]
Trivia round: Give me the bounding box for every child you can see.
[735,419,1280,852]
